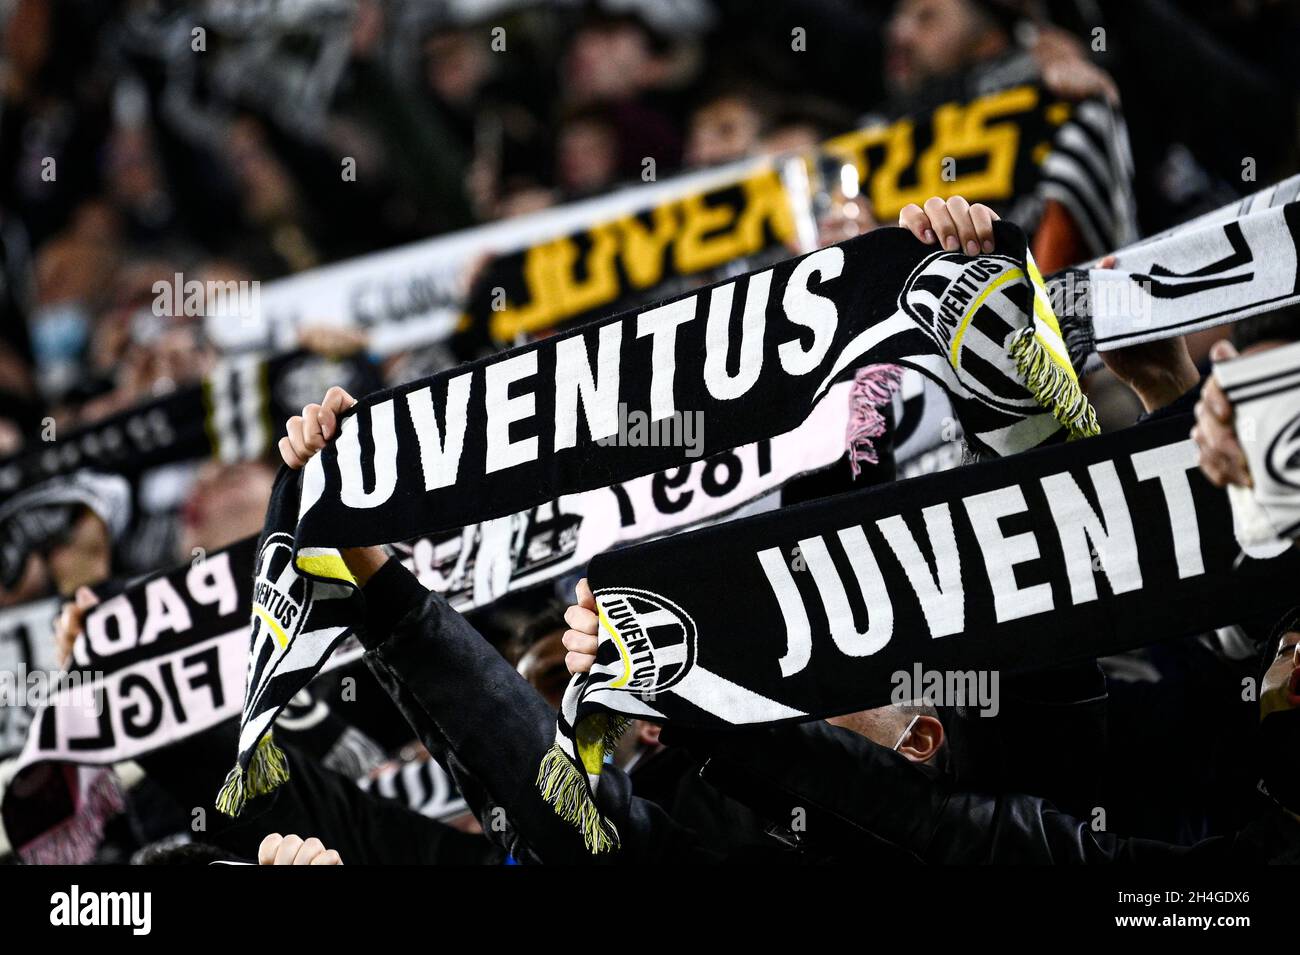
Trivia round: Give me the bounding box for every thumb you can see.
[1210,339,1239,363]
[576,577,596,612]
[323,386,358,416]
[74,586,99,610]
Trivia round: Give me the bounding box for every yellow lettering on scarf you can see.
[674,170,793,274]
[615,204,679,290]
[490,86,1047,343]
[824,85,1042,219]
[492,226,621,341]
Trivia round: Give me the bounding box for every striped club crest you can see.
[593,588,697,696]
[898,251,1043,415]
[246,532,309,698]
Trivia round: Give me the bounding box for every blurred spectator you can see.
[555,107,623,196]
[884,0,1015,99]
[559,11,686,177]
[684,85,772,168]
[178,458,277,559]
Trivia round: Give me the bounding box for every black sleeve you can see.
[137,731,495,864]
[676,721,1208,864]
[951,661,1109,818]
[239,752,499,865]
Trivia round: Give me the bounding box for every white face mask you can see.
[892,715,920,752]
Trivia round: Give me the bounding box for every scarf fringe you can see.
[1059,307,1096,371]
[846,364,905,476]
[19,769,126,865]
[535,743,621,854]
[215,734,290,816]
[1009,328,1099,440]
[536,713,633,854]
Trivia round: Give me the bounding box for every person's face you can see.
[1261,630,1300,722]
[564,24,651,102]
[517,630,572,709]
[425,30,490,106]
[180,460,276,556]
[46,509,112,596]
[760,122,822,157]
[826,705,910,747]
[885,0,998,96]
[685,97,763,168]
[557,121,619,194]
[138,325,214,395]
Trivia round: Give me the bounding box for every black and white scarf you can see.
[0,350,379,498]
[215,469,362,815]
[13,540,257,769]
[1215,340,1300,546]
[217,221,1095,812]
[885,175,1300,477]
[1056,174,1300,356]
[0,542,255,863]
[290,221,1086,547]
[357,759,468,823]
[0,596,61,760]
[0,536,374,859]
[552,413,1299,850]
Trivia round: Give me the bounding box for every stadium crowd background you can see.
[1,0,1300,864]
[1,0,1297,583]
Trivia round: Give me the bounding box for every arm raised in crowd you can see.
[280,390,710,864]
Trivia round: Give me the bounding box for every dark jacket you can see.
[137,728,495,865]
[674,721,1300,864]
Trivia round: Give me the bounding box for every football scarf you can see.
[215,161,755,353]
[0,350,379,498]
[215,468,363,815]
[1215,340,1300,546]
[888,174,1300,479]
[551,413,1300,851]
[1054,174,1300,356]
[0,537,373,860]
[0,542,255,863]
[15,540,257,769]
[475,84,1132,344]
[219,220,1093,815]
[357,759,468,823]
[0,596,61,759]
[291,221,1088,548]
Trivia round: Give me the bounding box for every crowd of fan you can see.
[2,0,1300,864]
